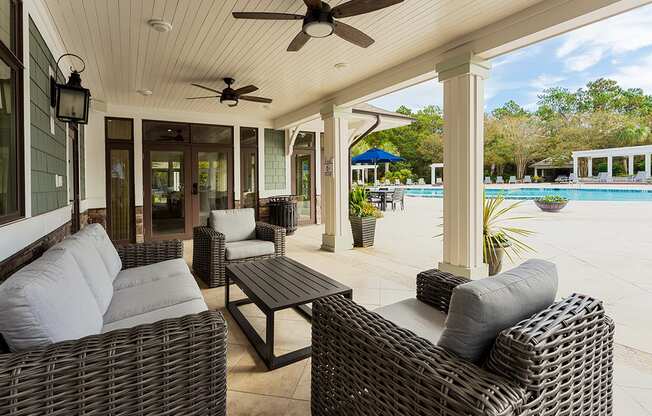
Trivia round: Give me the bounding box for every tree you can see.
[496,115,544,179]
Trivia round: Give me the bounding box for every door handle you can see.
[192,183,198,195]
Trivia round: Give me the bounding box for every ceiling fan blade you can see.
[191,83,222,94]
[185,95,220,100]
[232,12,304,20]
[303,0,322,9]
[240,96,273,104]
[333,21,374,48]
[332,0,403,18]
[233,85,259,95]
[287,31,310,52]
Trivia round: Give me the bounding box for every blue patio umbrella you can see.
[351,148,403,164]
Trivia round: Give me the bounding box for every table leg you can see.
[225,273,230,307]
[266,311,275,365]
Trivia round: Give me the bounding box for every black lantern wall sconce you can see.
[50,53,91,125]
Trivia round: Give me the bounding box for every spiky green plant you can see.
[483,193,535,264]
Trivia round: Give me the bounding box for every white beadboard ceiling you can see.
[43,0,542,120]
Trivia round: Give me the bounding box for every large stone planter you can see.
[534,200,568,212]
[350,216,377,248]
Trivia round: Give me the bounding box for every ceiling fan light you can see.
[222,98,238,106]
[303,21,333,38]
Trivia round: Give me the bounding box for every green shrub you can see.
[536,194,568,203]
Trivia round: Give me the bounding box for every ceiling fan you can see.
[186,78,272,107]
[232,0,404,52]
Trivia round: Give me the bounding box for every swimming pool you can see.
[405,187,652,201]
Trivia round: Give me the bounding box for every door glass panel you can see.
[241,148,257,209]
[151,151,185,236]
[192,124,233,144]
[143,121,190,143]
[109,149,132,241]
[296,154,311,222]
[198,151,228,225]
[106,118,133,141]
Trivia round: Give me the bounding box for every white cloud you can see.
[608,53,652,92]
[555,5,652,71]
[369,79,443,112]
[529,74,565,90]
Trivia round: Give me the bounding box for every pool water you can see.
[405,187,652,201]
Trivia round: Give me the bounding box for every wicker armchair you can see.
[193,222,286,288]
[0,240,228,416]
[312,269,614,416]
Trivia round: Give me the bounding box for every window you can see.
[0,0,22,225]
[105,117,135,243]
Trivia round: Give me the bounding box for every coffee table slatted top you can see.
[226,256,351,311]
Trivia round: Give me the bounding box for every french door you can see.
[292,149,315,225]
[144,145,233,241]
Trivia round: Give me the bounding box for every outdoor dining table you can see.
[367,188,394,211]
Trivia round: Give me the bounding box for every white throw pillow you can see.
[0,250,103,352]
[76,223,122,279]
[209,208,256,242]
[52,237,114,314]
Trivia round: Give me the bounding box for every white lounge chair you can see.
[523,175,532,183]
[508,176,516,184]
[555,175,568,183]
[569,173,578,183]
[496,176,504,184]
[417,178,425,185]
[596,172,612,183]
[406,178,413,185]
[384,179,391,185]
[633,171,647,183]
[374,180,381,186]
[394,179,401,186]
[484,176,492,184]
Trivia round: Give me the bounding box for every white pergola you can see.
[351,164,378,184]
[431,163,444,184]
[572,145,652,178]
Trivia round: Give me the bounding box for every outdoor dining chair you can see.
[496,176,505,184]
[484,176,492,184]
[508,176,517,184]
[523,175,532,183]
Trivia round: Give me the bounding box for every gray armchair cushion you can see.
[225,240,275,260]
[75,223,122,279]
[437,259,558,363]
[374,298,446,344]
[209,208,256,242]
[0,250,103,352]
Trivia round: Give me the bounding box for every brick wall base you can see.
[0,221,71,281]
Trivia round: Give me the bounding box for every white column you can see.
[587,158,593,178]
[572,156,578,178]
[628,155,635,175]
[607,156,613,178]
[233,126,241,205]
[645,154,651,178]
[534,167,538,177]
[320,105,353,252]
[436,54,490,278]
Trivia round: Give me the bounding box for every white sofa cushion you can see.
[0,250,103,352]
[438,259,558,363]
[103,273,204,324]
[102,299,207,333]
[374,298,446,344]
[113,258,190,290]
[75,224,122,279]
[210,208,256,242]
[52,237,114,314]
[225,240,275,260]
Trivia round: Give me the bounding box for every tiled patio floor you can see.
[187,196,652,416]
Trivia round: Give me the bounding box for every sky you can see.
[370,4,652,113]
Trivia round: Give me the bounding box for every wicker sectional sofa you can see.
[312,261,614,416]
[0,224,227,416]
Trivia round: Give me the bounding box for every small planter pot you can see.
[534,200,568,212]
[350,216,377,248]
[486,245,506,276]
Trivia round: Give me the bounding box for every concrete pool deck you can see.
[195,196,652,415]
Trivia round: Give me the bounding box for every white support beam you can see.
[572,156,579,178]
[587,158,593,177]
[320,105,353,252]
[285,125,303,157]
[233,126,241,203]
[607,156,613,178]
[645,154,651,178]
[628,155,635,175]
[437,54,490,279]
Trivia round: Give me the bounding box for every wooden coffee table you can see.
[225,256,352,370]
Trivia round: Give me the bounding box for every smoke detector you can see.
[148,19,172,33]
[137,89,153,96]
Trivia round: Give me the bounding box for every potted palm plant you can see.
[349,187,382,248]
[484,194,535,275]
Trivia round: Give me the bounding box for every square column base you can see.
[438,261,488,279]
[321,233,352,253]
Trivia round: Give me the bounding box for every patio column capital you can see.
[436,53,491,82]
[320,104,352,120]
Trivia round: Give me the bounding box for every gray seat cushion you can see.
[225,240,275,260]
[102,299,207,333]
[103,273,204,324]
[75,224,122,279]
[437,259,558,363]
[0,250,103,352]
[374,298,446,344]
[113,258,191,290]
[51,236,114,314]
[210,208,256,242]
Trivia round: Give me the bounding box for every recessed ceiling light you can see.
[148,19,172,33]
[137,89,153,96]
[334,62,348,70]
